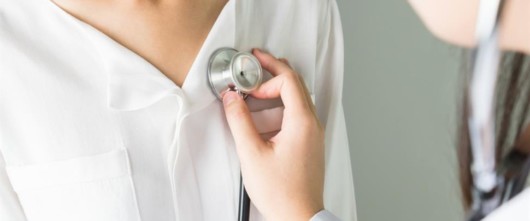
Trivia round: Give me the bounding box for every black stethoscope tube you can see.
[238,174,251,221]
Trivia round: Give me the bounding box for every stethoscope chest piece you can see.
[208,47,263,100]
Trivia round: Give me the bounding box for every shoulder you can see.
[234,0,342,93]
[239,0,339,40]
[235,0,337,40]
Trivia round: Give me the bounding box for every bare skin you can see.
[52,0,228,87]
[53,0,326,219]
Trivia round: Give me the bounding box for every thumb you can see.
[222,91,266,157]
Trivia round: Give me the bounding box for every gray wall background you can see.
[338,1,464,221]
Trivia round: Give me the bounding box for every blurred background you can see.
[337,1,464,220]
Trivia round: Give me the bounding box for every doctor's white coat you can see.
[0,0,356,220]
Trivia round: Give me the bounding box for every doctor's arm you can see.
[222,49,339,221]
[0,151,27,220]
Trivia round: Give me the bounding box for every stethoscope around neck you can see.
[467,0,530,220]
[207,47,263,221]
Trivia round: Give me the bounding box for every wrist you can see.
[299,204,324,221]
[293,196,324,221]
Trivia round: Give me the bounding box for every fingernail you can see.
[223,91,238,106]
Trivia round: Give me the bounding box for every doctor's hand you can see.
[222,49,325,221]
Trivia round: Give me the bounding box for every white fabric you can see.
[0,0,356,220]
[482,188,530,221]
[310,210,341,221]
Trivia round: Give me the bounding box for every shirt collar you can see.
[74,0,235,112]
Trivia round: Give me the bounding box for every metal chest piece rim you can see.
[207,47,263,100]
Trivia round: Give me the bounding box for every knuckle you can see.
[284,71,299,82]
[279,58,291,66]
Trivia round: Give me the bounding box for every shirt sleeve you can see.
[314,0,357,220]
[310,210,342,221]
[0,151,27,220]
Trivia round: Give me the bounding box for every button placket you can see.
[166,91,204,221]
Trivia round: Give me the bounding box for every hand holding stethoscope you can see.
[220,49,326,220]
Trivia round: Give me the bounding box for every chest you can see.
[51,0,227,87]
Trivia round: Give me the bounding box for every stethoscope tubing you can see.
[238,175,251,221]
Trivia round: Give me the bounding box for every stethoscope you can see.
[207,47,263,221]
[467,0,530,220]
[207,47,263,100]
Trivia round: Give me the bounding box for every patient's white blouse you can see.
[0,0,356,220]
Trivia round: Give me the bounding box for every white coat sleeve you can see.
[0,151,27,220]
[314,0,357,220]
[310,210,342,221]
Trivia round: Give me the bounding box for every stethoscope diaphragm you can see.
[207,47,263,100]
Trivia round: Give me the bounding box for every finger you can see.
[298,77,318,118]
[251,74,318,121]
[253,49,292,77]
[278,58,315,114]
[276,58,315,114]
[222,91,267,156]
[252,49,310,114]
[252,49,316,117]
